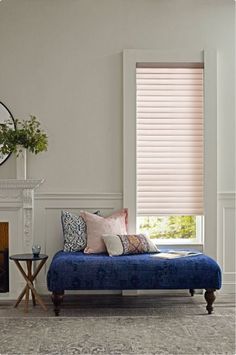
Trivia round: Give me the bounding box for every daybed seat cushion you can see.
[47,251,221,292]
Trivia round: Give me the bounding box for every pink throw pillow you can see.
[81,209,128,254]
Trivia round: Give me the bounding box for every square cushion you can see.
[80,209,128,254]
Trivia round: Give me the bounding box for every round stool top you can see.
[9,254,48,261]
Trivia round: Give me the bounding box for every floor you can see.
[0,293,235,354]
[0,291,234,317]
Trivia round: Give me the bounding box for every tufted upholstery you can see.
[47,250,221,292]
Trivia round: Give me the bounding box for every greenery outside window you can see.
[137,215,203,244]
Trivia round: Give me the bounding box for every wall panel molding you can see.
[33,192,123,293]
[218,191,235,293]
[31,191,235,294]
[218,192,236,200]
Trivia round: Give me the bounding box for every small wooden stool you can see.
[10,254,48,312]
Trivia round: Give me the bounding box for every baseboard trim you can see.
[37,284,209,296]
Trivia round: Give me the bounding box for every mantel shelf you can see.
[0,179,44,190]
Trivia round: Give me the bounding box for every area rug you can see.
[0,313,235,355]
[0,294,235,354]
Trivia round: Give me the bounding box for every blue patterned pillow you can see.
[61,211,87,252]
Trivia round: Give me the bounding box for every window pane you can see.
[138,216,196,239]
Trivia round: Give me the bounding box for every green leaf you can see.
[0,115,48,156]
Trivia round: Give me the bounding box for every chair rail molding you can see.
[34,192,123,201]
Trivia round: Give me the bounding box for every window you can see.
[136,64,204,243]
[123,50,217,253]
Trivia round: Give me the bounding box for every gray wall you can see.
[0,0,235,194]
[0,0,235,293]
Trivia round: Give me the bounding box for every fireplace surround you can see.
[0,179,43,299]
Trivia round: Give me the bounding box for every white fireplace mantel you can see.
[0,179,44,298]
[0,179,44,251]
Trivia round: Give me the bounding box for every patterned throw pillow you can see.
[61,211,87,252]
[102,234,159,256]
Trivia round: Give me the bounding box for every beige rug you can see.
[0,293,235,354]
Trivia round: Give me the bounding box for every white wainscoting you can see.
[217,192,235,293]
[33,192,123,293]
[33,191,235,294]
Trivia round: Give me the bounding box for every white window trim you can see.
[123,49,217,256]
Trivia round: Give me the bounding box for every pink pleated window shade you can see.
[136,64,204,216]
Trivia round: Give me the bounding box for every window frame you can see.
[123,49,217,255]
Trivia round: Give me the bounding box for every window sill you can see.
[152,238,203,246]
[153,240,204,252]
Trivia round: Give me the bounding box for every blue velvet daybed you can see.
[47,250,221,316]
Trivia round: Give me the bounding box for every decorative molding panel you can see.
[33,192,123,293]
[218,192,235,293]
[1,189,234,296]
[33,191,235,294]
[218,192,236,200]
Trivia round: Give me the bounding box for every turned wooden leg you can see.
[189,289,195,297]
[51,292,64,316]
[204,289,216,314]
